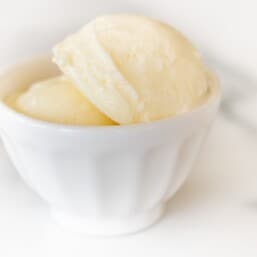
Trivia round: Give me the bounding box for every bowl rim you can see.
[0,55,221,133]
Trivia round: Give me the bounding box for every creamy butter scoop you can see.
[53,14,211,124]
[5,76,115,125]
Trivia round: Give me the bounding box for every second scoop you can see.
[5,76,116,126]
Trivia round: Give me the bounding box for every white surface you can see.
[0,56,219,236]
[0,115,257,256]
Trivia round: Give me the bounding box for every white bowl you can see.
[0,56,220,236]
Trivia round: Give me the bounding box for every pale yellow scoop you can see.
[5,76,116,126]
[53,14,211,124]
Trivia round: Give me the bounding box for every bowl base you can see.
[51,204,165,236]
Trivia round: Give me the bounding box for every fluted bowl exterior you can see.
[0,56,220,235]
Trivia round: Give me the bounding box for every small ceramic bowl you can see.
[0,56,220,236]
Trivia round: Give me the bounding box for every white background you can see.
[0,0,257,256]
[0,0,256,82]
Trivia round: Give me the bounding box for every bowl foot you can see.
[51,204,165,236]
